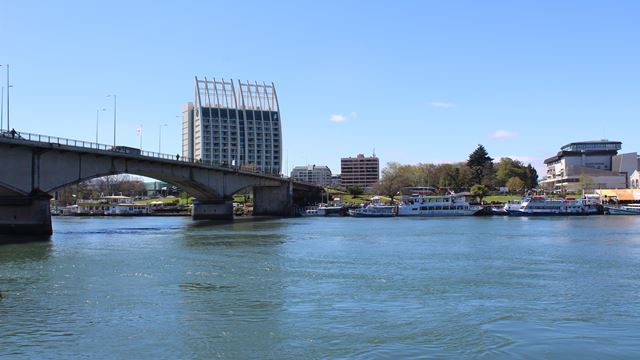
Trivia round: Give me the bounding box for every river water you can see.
[1,216,640,359]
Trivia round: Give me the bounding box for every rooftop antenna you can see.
[373,146,376,157]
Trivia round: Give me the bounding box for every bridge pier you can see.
[253,182,296,216]
[0,195,53,236]
[192,199,234,220]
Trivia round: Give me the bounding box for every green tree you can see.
[346,185,364,198]
[506,177,525,193]
[470,184,490,204]
[524,164,538,189]
[467,145,494,187]
[495,157,526,187]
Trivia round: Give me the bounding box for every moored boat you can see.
[507,195,601,216]
[397,192,482,217]
[348,197,397,217]
[604,204,640,215]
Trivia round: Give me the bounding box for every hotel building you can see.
[340,154,379,190]
[182,77,282,174]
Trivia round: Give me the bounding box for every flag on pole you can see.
[136,127,142,136]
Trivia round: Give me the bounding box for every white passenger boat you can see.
[604,204,640,215]
[507,196,601,216]
[348,197,397,217]
[397,193,482,216]
[317,205,344,216]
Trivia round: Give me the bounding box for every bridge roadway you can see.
[0,131,321,236]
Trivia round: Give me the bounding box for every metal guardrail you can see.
[0,130,286,178]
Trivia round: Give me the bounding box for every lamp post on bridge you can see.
[158,123,167,153]
[1,86,3,131]
[95,108,106,144]
[107,94,117,147]
[0,64,9,132]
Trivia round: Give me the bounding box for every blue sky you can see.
[2,1,639,176]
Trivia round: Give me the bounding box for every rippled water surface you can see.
[1,216,640,359]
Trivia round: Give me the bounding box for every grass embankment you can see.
[483,195,523,203]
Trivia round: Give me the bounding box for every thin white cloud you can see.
[492,130,518,138]
[330,114,348,123]
[330,112,357,123]
[429,101,455,109]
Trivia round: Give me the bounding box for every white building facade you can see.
[182,77,282,174]
[540,140,627,191]
[290,165,332,186]
[631,170,640,189]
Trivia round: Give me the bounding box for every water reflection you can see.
[183,218,289,248]
[0,234,51,245]
[177,218,289,358]
[0,240,52,263]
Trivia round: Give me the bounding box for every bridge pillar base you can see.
[0,196,52,236]
[253,182,296,216]
[192,199,233,220]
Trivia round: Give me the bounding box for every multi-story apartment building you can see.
[290,165,332,186]
[340,154,379,190]
[182,77,282,174]
[540,140,626,191]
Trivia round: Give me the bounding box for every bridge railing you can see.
[1,130,286,178]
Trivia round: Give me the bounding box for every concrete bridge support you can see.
[191,199,234,220]
[0,195,53,236]
[253,181,296,216]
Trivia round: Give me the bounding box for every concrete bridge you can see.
[0,131,321,235]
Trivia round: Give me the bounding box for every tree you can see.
[346,185,364,198]
[495,157,526,187]
[506,177,525,193]
[467,145,494,187]
[578,175,596,193]
[374,162,413,202]
[470,184,489,204]
[524,164,538,189]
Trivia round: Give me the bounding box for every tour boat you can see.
[506,196,601,216]
[604,204,640,215]
[397,193,482,216]
[348,197,397,217]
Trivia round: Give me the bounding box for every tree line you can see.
[373,144,538,200]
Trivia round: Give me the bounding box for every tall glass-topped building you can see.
[182,77,282,174]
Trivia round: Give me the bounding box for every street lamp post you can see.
[0,64,8,132]
[1,86,4,131]
[95,108,106,144]
[158,123,167,153]
[107,94,117,147]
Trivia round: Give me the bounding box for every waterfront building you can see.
[540,140,626,192]
[612,152,640,187]
[341,154,379,190]
[182,77,282,174]
[631,170,640,189]
[144,181,175,197]
[290,165,332,186]
[331,175,342,189]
